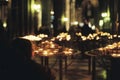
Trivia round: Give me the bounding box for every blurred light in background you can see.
[101,12,107,18]
[71,21,78,26]
[33,4,41,12]
[3,21,7,28]
[99,20,103,29]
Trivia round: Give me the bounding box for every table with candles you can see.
[85,41,120,80]
[20,32,120,80]
[98,42,120,80]
[21,34,77,80]
[33,39,75,80]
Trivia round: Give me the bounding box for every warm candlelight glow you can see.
[21,35,41,41]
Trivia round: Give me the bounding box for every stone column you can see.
[41,0,51,27]
[53,0,65,36]
[65,0,70,31]
[109,0,118,34]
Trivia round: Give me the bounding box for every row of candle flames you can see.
[33,40,73,56]
[21,34,73,57]
[21,31,120,57]
[98,42,120,57]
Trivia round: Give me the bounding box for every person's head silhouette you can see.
[11,38,32,60]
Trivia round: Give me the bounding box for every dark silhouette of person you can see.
[9,38,55,80]
[81,19,92,36]
[0,20,11,80]
[118,22,120,35]
[82,0,94,20]
[37,27,50,36]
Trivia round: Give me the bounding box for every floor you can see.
[34,54,107,80]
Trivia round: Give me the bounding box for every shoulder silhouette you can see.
[10,38,55,80]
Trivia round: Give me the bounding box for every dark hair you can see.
[11,38,32,60]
